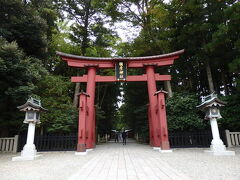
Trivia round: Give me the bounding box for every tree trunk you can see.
[81,0,91,55]
[164,81,173,98]
[73,1,91,107]
[205,59,215,93]
[73,82,81,108]
[214,80,220,95]
[100,85,108,108]
[188,77,193,90]
[221,68,229,96]
[226,71,233,95]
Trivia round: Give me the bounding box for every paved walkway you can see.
[69,142,189,180]
[1,140,240,180]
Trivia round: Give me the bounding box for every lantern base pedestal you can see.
[12,144,40,161]
[153,147,161,150]
[75,151,88,155]
[204,150,235,156]
[21,144,37,156]
[75,148,93,155]
[204,142,235,156]
[12,155,41,161]
[159,149,173,153]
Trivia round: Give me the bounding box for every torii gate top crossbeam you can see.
[56,49,184,69]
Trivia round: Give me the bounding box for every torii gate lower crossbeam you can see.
[71,74,171,82]
[57,50,184,153]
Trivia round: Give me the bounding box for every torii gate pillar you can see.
[76,92,89,155]
[155,90,171,151]
[86,66,97,149]
[146,65,161,148]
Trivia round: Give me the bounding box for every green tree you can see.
[34,75,78,133]
[0,38,47,136]
[121,82,149,142]
[166,92,206,131]
[0,0,48,58]
[220,92,240,131]
[26,0,61,68]
[58,0,117,56]
[95,82,121,135]
[226,2,240,94]
[57,0,119,108]
[47,21,82,75]
[166,0,240,95]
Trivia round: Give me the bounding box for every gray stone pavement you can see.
[0,140,240,180]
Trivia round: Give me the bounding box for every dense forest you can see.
[0,0,239,139]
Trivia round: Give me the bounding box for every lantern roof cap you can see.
[17,97,47,111]
[197,93,226,111]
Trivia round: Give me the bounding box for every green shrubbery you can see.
[166,92,206,131]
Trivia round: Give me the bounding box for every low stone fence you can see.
[97,134,109,143]
[225,130,240,147]
[0,135,18,153]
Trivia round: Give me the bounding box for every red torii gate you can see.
[57,50,184,153]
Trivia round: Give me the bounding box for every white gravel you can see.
[0,151,95,180]
[159,147,240,180]
[0,143,239,180]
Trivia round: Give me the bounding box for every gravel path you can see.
[0,142,239,180]
[159,147,240,180]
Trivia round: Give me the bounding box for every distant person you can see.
[122,130,127,145]
[114,132,119,143]
[118,132,122,141]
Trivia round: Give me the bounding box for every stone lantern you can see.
[197,93,234,156]
[12,97,47,161]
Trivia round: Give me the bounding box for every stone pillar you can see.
[146,65,161,148]
[155,90,171,152]
[225,130,232,148]
[76,92,89,155]
[105,134,108,143]
[13,135,19,153]
[22,123,37,156]
[12,122,38,161]
[26,123,36,146]
[209,118,225,151]
[205,118,235,155]
[86,66,96,149]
